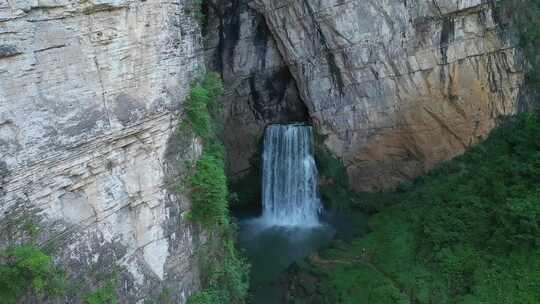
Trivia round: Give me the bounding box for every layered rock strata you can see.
[0,0,205,301]
[252,0,524,190]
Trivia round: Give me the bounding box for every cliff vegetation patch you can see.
[0,245,65,304]
[182,72,250,304]
[84,279,117,304]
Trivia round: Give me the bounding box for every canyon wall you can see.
[249,0,524,191]
[0,0,205,302]
[205,0,308,179]
[0,0,531,300]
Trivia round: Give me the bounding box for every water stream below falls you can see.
[237,124,335,303]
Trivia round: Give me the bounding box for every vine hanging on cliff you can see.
[182,72,250,304]
[182,72,228,228]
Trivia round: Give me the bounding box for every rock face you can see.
[252,0,525,191]
[205,0,308,178]
[0,0,205,302]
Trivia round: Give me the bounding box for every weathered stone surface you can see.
[0,0,205,302]
[253,0,524,191]
[205,0,308,178]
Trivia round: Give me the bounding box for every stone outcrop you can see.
[0,0,205,302]
[205,0,308,179]
[252,0,525,191]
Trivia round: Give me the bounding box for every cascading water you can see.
[261,124,322,226]
[237,124,340,303]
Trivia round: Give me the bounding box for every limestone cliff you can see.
[0,0,205,302]
[205,0,308,179]
[246,0,525,191]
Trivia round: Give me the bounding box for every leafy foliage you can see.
[187,289,220,304]
[84,280,117,304]
[0,245,65,304]
[291,111,540,303]
[184,72,223,143]
[192,227,250,304]
[189,151,229,227]
[414,111,540,252]
[183,72,250,304]
[183,72,228,228]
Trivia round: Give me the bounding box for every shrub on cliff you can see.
[191,231,250,304]
[187,290,220,304]
[84,280,117,304]
[0,245,64,303]
[183,72,250,304]
[183,72,229,228]
[189,151,229,227]
[185,72,223,143]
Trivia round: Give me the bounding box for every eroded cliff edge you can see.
[246,0,526,191]
[1,0,205,302]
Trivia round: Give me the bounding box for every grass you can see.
[189,151,229,227]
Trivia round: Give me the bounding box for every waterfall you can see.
[261,124,322,227]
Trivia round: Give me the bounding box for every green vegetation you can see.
[190,226,250,304]
[187,290,220,304]
[84,280,117,304]
[0,245,65,304]
[189,151,229,227]
[183,72,250,304]
[182,72,228,228]
[184,72,224,143]
[291,111,540,303]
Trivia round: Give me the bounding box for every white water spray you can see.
[261,124,322,227]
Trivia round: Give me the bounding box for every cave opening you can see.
[204,2,344,302]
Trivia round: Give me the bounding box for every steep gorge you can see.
[0,0,537,303]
